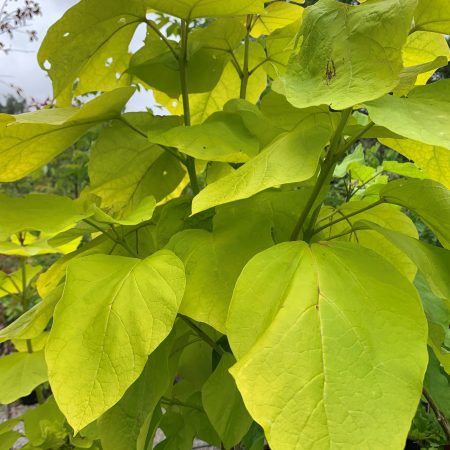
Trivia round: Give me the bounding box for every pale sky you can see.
[0,0,150,111]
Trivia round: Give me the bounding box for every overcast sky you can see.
[0,0,149,110]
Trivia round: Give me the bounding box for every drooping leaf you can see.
[380,179,450,248]
[227,241,428,449]
[0,194,87,240]
[0,287,62,344]
[38,0,146,103]
[98,335,176,450]
[354,221,450,302]
[0,351,48,404]
[148,112,259,163]
[251,2,303,38]
[145,0,265,20]
[275,0,417,109]
[313,203,419,280]
[414,0,450,34]
[380,138,450,189]
[401,31,450,87]
[192,113,332,213]
[22,396,68,449]
[365,80,450,151]
[202,353,252,449]
[46,251,185,432]
[0,87,134,181]
[89,113,185,211]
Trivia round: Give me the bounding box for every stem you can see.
[83,219,139,258]
[312,199,384,236]
[179,315,224,355]
[324,228,358,242]
[240,15,253,100]
[290,108,353,241]
[347,169,383,200]
[179,20,200,195]
[423,388,450,442]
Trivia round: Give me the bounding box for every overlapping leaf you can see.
[275,0,417,109]
[0,87,134,181]
[46,251,185,432]
[227,241,428,449]
[38,0,146,103]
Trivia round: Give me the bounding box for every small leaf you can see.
[202,353,252,449]
[380,179,450,248]
[0,352,48,404]
[148,112,260,163]
[46,251,185,432]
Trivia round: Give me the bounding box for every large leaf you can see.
[89,113,185,211]
[202,353,252,449]
[275,0,416,109]
[380,138,450,189]
[365,80,450,151]
[414,0,450,34]
[0,87,134,181]
[192,113,332,214]
[145,0,265,20]
[38,0,146,103]
[98,335,175,450]
[380,179,450,248]
[0,352,48,404]
[148,112,259,163]
[227,241,428,449]
[46,251,185,432]
[0,194,87,240]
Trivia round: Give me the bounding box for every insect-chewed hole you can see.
[63,32,70,38]
[105,57,113,68]
[43,60,51,70]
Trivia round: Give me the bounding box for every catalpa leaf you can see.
[275,0,416,109]
[202,353,252,449]
[0,87,134,182]
[227,241,428,450]
[145,0,265,20]
[0,194,88,240]
[365,80,450,151]
[89,113,185,212]
[414,0,450,34]
[192,113,332,214]
[380,179,450,248]
[0,352,48,404]
[38,0,146,103]
[148,112,260,163]
[354,220,450,302]
[46,251,185,432]
[380,138,450,189]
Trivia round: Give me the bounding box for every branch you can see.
[423,388,450,443]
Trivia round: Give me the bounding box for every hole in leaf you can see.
[105,57,113,68]
[115,72,121,80]
[118,17,126,24]
[63,32,70,38]
[43,60,51,70]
